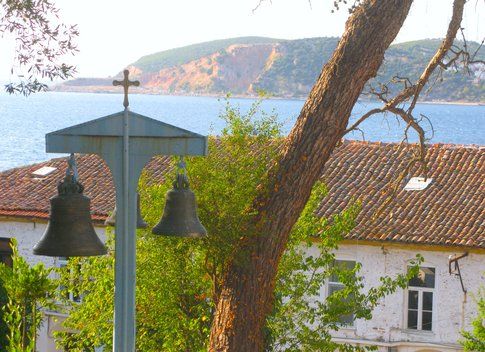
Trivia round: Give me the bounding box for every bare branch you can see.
[344,108,383,134]
[406,0,465,112]
[344,0,469,219]
[346,0,466,146]
[252,0,271,13]
[470,38,485,63]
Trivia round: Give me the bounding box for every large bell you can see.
[152,167,206,238]
[105,193,148,228]
[33,155,106,257]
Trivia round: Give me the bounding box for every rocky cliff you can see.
[57,36,484,102]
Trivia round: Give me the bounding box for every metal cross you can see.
[113,69,140,108]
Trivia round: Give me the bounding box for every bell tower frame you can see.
[44,70,208,351]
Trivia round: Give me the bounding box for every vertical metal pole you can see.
[113,107,136,351]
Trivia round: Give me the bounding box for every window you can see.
[404,177,433,191]
[32,166,56,177]
[328,259,356,325]
[0,238,12,267]
[406,266,435,331]
[57,257,81,303]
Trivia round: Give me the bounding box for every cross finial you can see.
[113,69,140,108]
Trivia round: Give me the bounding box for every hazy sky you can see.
[0,0,483,79]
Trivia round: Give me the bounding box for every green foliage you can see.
[0,239,55,352]
[185,96,282,273]
[460,288,485,352]
[53,237,114,351]
[0,275,8,351]
[55,99,423,351]
[1,0,78,95]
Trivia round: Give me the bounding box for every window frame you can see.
[0,237,13,267]
[404,265,436,332]
[325,258,357,327]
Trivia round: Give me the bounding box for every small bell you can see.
[105,193,148,229]
[152,157,206,238]
[33,154,107,257]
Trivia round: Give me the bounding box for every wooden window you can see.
[0,238,12,267]
[406,266,435,331]
[328,259,356,325]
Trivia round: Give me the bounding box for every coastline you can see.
[416,100,483,106]
[49,87,484,106]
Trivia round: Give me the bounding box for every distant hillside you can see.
[133,36,282,72]
[57,37,484,103]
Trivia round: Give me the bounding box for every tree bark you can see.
[209,1,414,350]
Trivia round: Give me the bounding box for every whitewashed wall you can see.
[320,243,485,352]
[0,219,106,352]
[0,220,55,267]
[1,219,483,352]
[0,219,106,266]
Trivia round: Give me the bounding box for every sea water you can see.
[0,92,483,171]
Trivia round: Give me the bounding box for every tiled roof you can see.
[317,141,484,248]
[0,141,483,248]
[0,154,171,224]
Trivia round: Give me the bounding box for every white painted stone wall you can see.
[0,219,106,266]
[322,243,485,351]
[1,219,483,352]
[0,220,56,267]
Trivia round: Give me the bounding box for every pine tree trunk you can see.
[209,0,414,350]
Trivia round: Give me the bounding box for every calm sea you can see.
[0,92,483,171]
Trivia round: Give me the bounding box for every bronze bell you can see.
[33,154,106,257]
[105,193,148,229]
[152,165,206,238]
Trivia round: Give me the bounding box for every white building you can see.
[0,141,483,351]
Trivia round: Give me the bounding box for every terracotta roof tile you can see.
[0,154,171,224]
[316,141,484,249]
[0,141,483,248]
